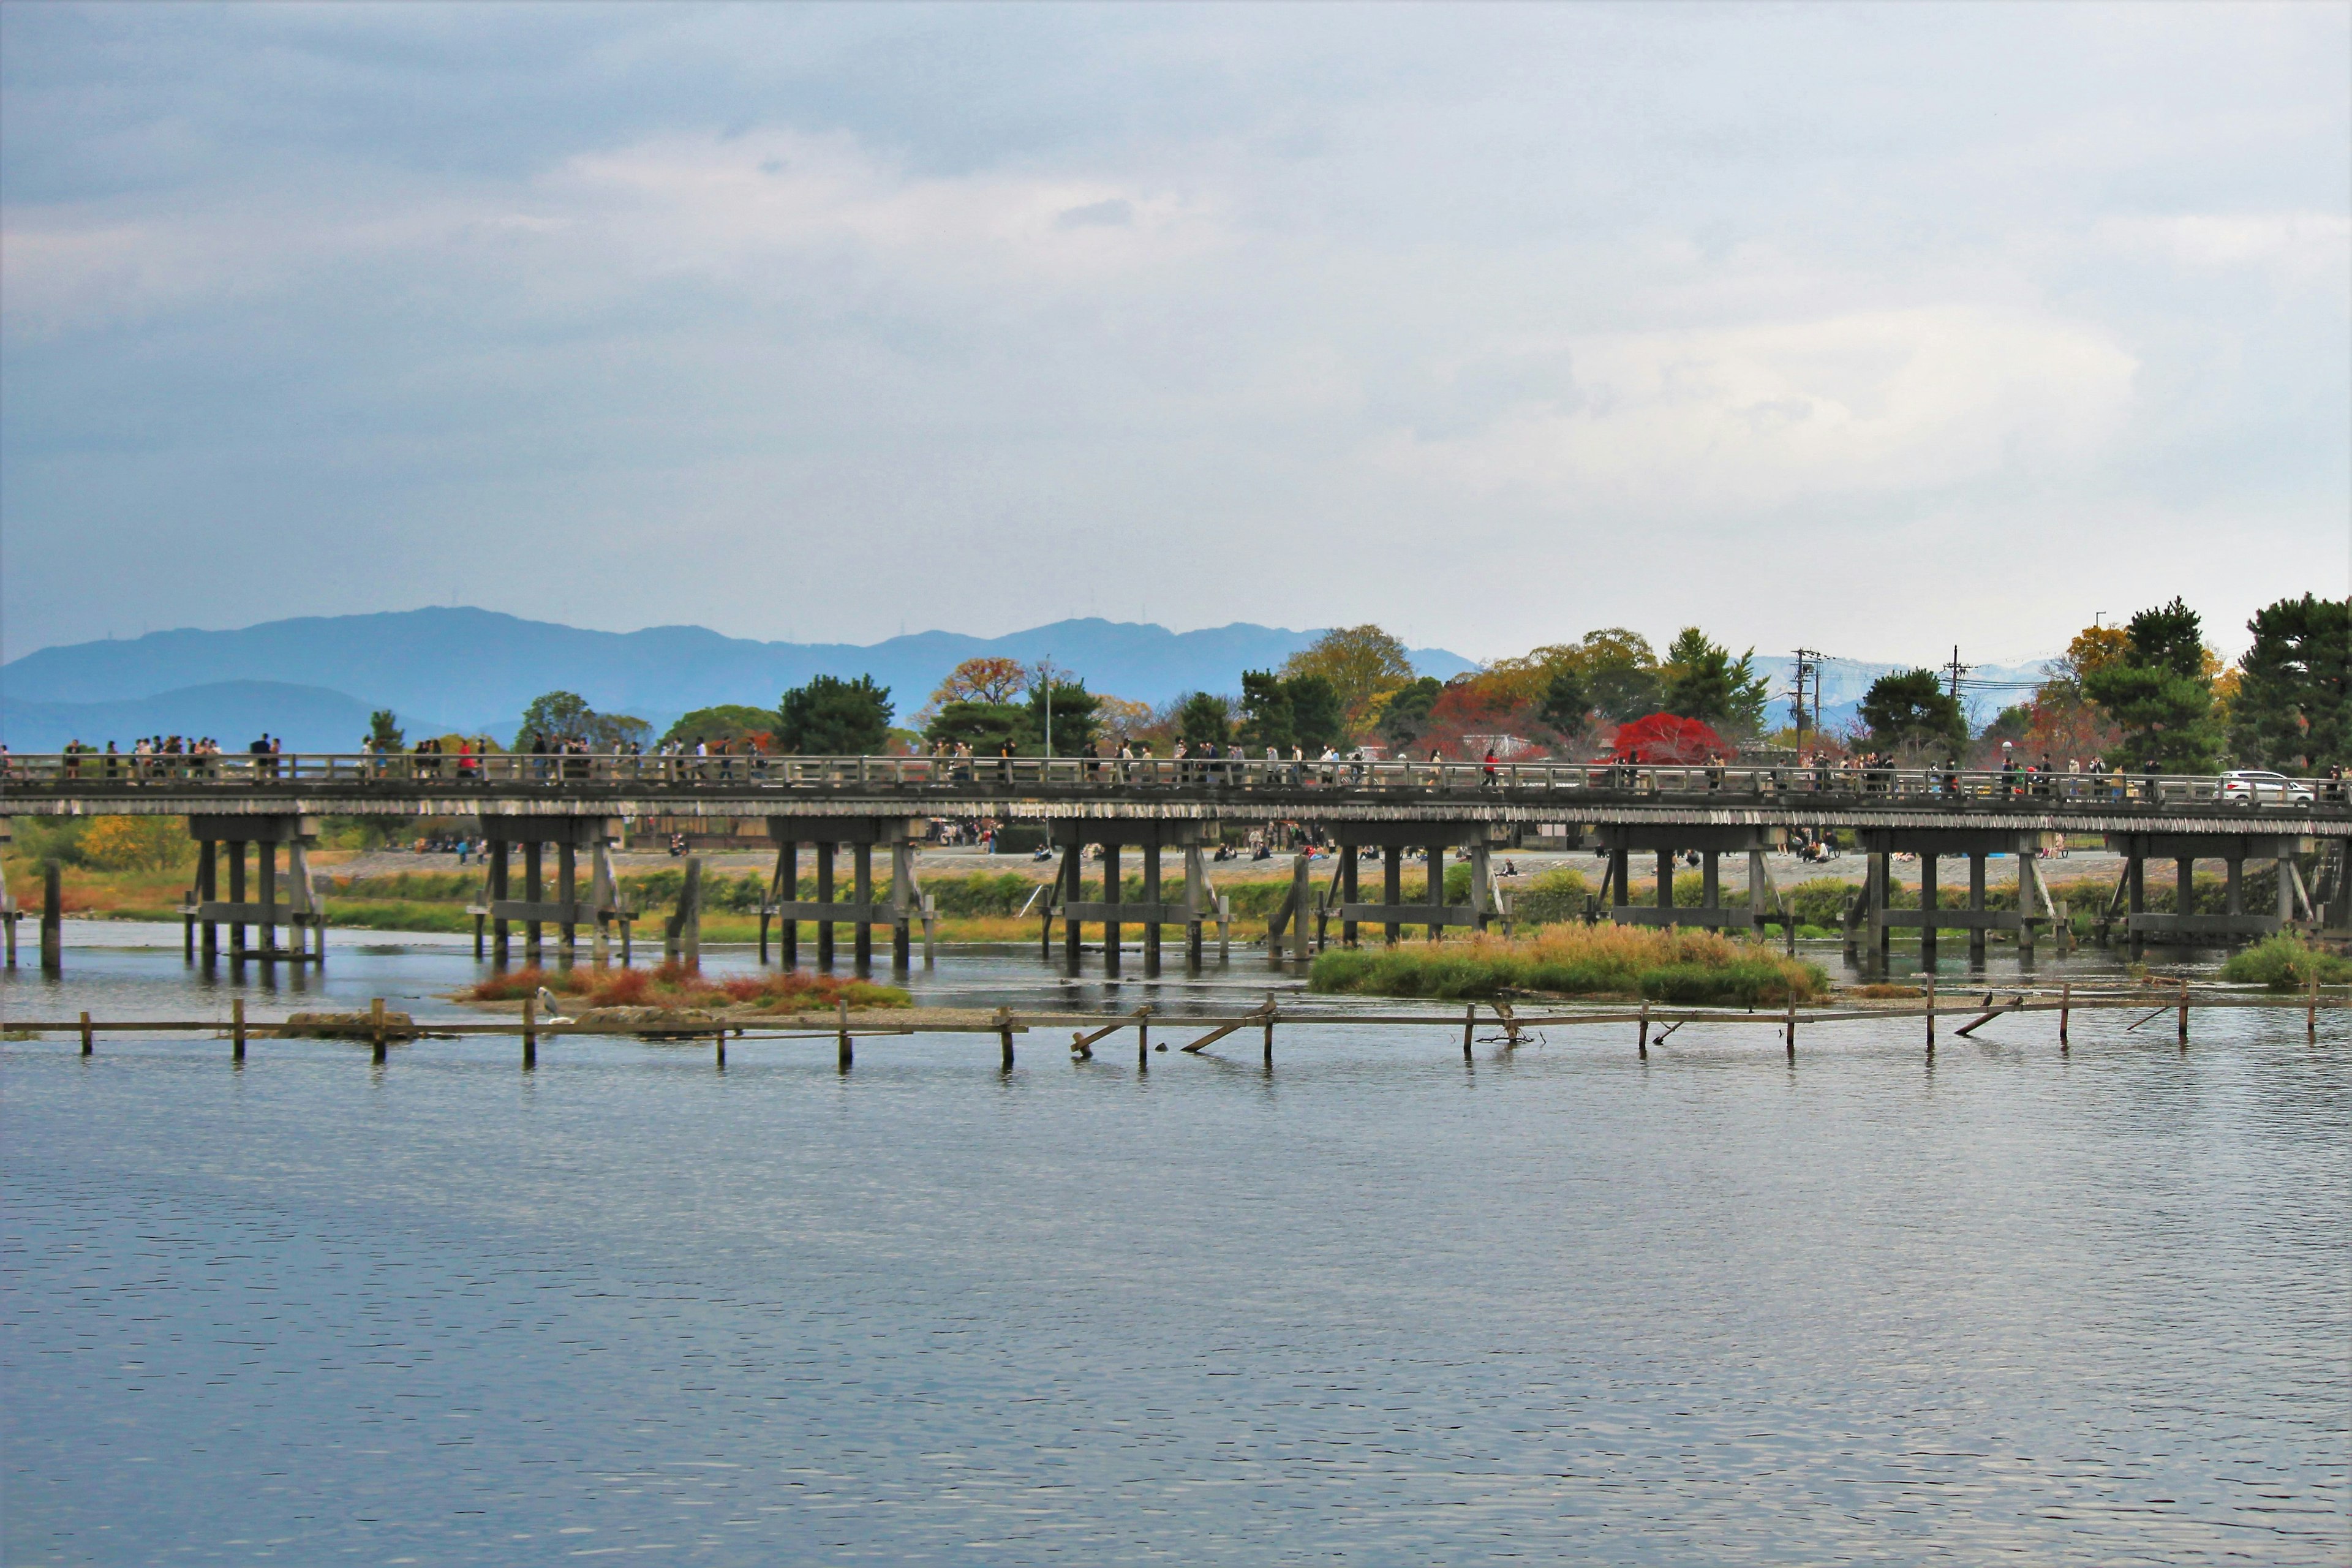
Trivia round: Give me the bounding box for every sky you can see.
[3,2,2346,670]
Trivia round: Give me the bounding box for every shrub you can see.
[1312,924,1826,1003]
[2218,934,2352,990]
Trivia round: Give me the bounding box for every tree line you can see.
[464,593,2343,774]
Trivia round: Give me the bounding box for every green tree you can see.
[1280,625,1415,729]
[660,704,776,748]
[1285,674,1347,752]
[1537,666,1589,739]
[1860,669,1968,755]
[514,691,594,748]
[1025,680,1101,755]
[1175,692,1232,748]
[1577,628,1663,720]
[1237,670,1294,752]
[1981,704,2031,745]
[777,674,894,754]
[2230,594,2351,774]
[925,699,1033,755]
[2083,598,2222,772]
[1660,627,1770,738]
[1378,676,1443,752]
[368,709,404,750]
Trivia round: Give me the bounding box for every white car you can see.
[2218,770,2316,807]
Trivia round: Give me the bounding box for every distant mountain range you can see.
[0,609,1477,753]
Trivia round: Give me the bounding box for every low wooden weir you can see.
[14,978,2338,1070]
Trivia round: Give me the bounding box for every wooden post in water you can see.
[1137,1006,1150,1068]
[836,998,852,1071]
[1142,841,1162,979]
[370,997,388,1065]
[42,864,63,976]
[80,1010,92,1055]
[524,840,544,966]
[522,995,537,1069]
[227,839,247,962]
[1262,999,1275,1066]
[1637,1001,1649,1058]
[1784,994,1796,1060]
[1384,845,1403,947]
[997,1007,1014,1070]
[2059,981,2070,1049]
[232,997,246,1061]
[1462,1003,1476,1060]
[1291,854,1311,968]
[1102,843,1123,978]
[815,844,835,970]
[2310,971,2321,1044]
[1924,974,1936,1055]
[853,842,874,976]
[2177,978,2190,1046]
[715,1026,726,1069]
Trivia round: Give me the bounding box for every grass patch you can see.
[2218,933,2352,991]
[461,961,908,1011]
[1311,925,1826,1006]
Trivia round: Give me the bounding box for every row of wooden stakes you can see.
[13,977,2336,1071]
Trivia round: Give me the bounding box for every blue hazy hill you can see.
[0,681,440,756]
[2,609,1477,745]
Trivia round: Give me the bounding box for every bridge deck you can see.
[6,753,2345,837]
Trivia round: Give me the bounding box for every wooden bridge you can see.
[6,752,2347,973]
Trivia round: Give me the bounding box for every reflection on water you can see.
[5,927,2346,1564]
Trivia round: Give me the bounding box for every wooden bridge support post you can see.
[1748,850,1769,940]
[1700,851,1720,932]
[2016,847,2040,960]
[1967,853,1988,967]
[1384,846,1403,946]
[1341,846,1360,948]
[2225,855,2246,937]
[1471,842,1491,934]
[2126,852,2146,960]
[226,840,247,964]
[1872,851,1893,965]
[2277,849,2297,927]
[777,842,798,969]
[198,839,219,963]
[1062,845,1084,977]
[260,840,282,962]
[1184,842,1206,974]
[523,840,544,966]
[1427,846,1447,941]
[853,842,874,977]
[891,838,914,974]
[1919,854,1939,970]
[490,840,511,967]
[1142,842,1163,978]
[2176,858,2195,935]
[1291,853,1312,968]
[1656,850,1675,921]
[815,844,836,970]
[41,864,63,976]
[1102,844,1123,977]
[557,840,578,968]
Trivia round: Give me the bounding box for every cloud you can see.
[1375,308,2138,510]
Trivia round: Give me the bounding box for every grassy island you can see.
[463,962,908,1013]
[1311,925,1828,1006]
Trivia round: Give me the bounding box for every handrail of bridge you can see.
[3,752,2345,812]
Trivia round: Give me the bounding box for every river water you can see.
[6,925,2347,1564]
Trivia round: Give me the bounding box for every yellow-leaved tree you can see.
[80,816,195,873]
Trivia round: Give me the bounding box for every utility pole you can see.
[1943,645,1970,704]
[1790,649,1822,752]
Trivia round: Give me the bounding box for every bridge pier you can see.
[470,817,628,970]
[2108,832,2299,946]
[1602,825,1776,935]
[184,815,324,966]
[1047,821,1204,978]
[764,818,921,976]
[1327,822,1486,944]
[1853,829,2057,965]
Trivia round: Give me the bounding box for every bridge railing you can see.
[2,752,2342,810]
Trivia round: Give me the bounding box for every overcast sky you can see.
[3,2,2345,669]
